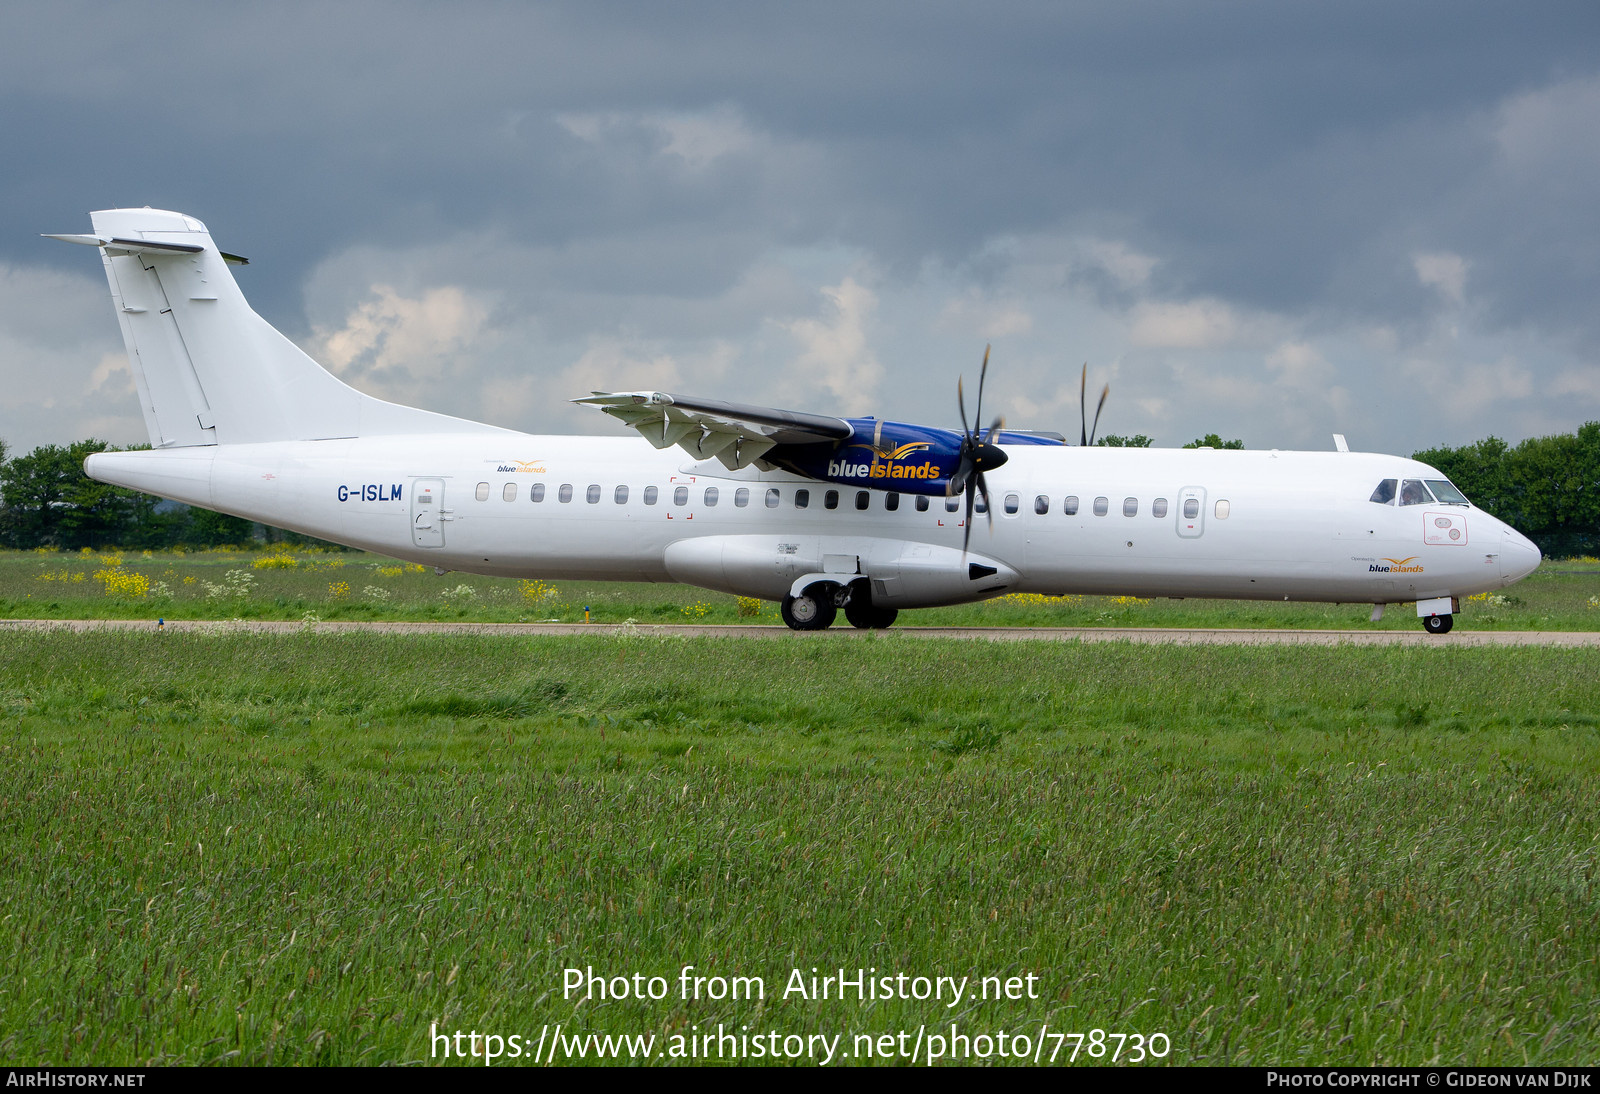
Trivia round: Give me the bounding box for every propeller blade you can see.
[974,345,991,434]
[957,376,970,437]
[962,477,977,555]
[977,471,994,530]
[1088,383,1109,447]
[982,415,1005,446]
[1079,363,1088,447]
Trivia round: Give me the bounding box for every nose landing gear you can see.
[1417,595,1458,635]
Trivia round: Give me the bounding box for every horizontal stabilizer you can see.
[45,233,203,257]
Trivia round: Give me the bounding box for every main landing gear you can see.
[1423,613,1453,635]
[780,580,897,631]
[780,586,835,630]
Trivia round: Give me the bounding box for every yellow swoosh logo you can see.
[847,441,933,461]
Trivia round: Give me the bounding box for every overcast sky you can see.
[3,1,1598,455]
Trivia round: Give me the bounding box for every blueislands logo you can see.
[1370,557,1424,574]
[830,441,941,482]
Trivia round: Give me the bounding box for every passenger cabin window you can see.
[475,482,490,502]
[704,487,719,506]
[531,483,545,502]
[945,497,960,513]
[502,482,517,502]
[824,490,839,510]
[1004,494,1020,515]
[673,486,688,505]
[765,488,780,508]
[795,489,810,509]
[586,484,601,504]
[1152,498,1168,518]
[643,486,658,505]
[614,485,628,504]
[1093,496,1109,516]
[1370,479,1397,505]
[1123,497,1138,517]
[1063,496,1079,516]
[855,490,870,510]
[1034,495,1049,515]
[1399,479,1434,506]
[915,496,929,512]
[1426,479,1469,505]
[1183,498,1199,519]
[734,487,749,508]
[975,497,988,515]
[885,492,900,512]
[1215,499,1231,519]
[558,484,573,503]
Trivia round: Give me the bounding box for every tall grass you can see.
[1,632,1597,1065]
[3,549,1597,630]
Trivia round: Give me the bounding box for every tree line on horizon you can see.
[0,438,294,551]
[0,425,1595,556]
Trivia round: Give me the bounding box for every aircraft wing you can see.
[575,391,852,470]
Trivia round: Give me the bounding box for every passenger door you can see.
[411,478,448,547]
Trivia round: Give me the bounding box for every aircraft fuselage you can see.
[86,434,1542,611]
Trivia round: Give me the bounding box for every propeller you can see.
[1079,362,1109,447]
[951,345,1009,555]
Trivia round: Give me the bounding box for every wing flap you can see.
[576,391,847,470]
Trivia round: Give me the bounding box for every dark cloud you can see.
[3,1,1599,451]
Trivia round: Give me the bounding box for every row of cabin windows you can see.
[474,481,1232,519]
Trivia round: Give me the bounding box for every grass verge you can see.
[2,631,1598,1065]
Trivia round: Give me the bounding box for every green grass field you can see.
[4,547,1598,630]
[2,630,1598,1065]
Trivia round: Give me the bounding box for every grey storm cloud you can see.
[2,1,1598,453]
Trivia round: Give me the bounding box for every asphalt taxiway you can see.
[3,619,1597,645]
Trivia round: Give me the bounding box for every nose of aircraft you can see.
[1500,526,1542,583]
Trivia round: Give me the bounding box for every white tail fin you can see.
[57,208,505,447]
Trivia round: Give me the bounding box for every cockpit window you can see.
[1399,479,1434,506]
[1369,479,1397,505]
[1425,479,1470,505]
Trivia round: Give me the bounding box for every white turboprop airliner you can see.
[48,208,1541,633]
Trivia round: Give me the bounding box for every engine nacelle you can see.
[662,534,1016,608]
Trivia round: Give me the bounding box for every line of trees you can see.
[1414,422,1599,557]
[1,426,1595,555]
[0,439,265,550]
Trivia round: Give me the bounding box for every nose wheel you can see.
[1423,613,1453,635]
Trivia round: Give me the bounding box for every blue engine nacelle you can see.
[773,418,1064,496]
